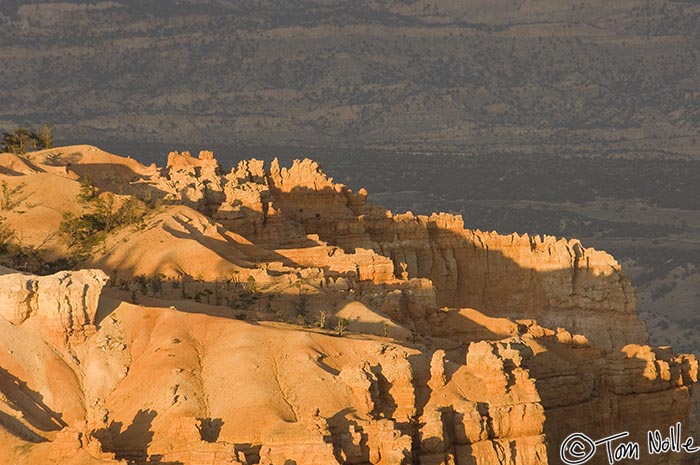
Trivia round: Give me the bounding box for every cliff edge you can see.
[0,146,692,465]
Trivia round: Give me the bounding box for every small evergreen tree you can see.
[0,181,27,211]
[0,217,15,253]
[34,124,53,149]
[2,128,32,154]
[78,176,97,203]
[335,318,349,336]
[93,193,118,231]
[294,286,308,318]
[2,125,55,153]
[317,310,327,329]
[148,274,164,297]
[59,189,147,257]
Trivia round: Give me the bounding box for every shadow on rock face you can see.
[196,417,224,443]
[0,366,67,435]
[92,409,166,464]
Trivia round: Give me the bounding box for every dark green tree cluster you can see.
[121,273,165,302]
[2,125,53,154]
[59,176,147,257]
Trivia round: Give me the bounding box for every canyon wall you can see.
[0,148,690,465]
[160,153,646,349]
[0,271,695,465]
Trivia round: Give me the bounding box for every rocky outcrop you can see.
[530,339,700,465]
[275,244,396,284]
[49,427,121,464]
[419,339,547,465]
[0,269,109,347]
[164,150,225,213]
[356,205,645,349]
[146,417,244,465]
[15,305,700,465]
[1,149,693,465]
[168,153,644,349]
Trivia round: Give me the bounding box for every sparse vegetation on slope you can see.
[0,217,14,253]
[59,176,148,258]
[2,3,700,157]
[0,181,28,211]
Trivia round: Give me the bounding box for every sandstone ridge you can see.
[0,146,693,465]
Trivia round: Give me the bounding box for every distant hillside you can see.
[1,0,700,157]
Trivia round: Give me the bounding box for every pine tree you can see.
[2,128,32,154]
[35,124,53,149]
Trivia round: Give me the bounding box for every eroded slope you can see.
[0,146,694,465]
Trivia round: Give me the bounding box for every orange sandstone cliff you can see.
[0,146,695,465]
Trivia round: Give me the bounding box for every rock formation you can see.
[0,269,109,347]
[0,145,694,465]
[154,153,646,349]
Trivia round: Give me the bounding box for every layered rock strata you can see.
[157,154,645,349]
[0,269,109,347]
[0,148,687,465]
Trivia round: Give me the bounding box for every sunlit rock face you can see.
[168,153,645,350]
[0,269,109,346]
[0,146,693,465]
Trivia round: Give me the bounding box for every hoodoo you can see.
[0,145,695,465]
